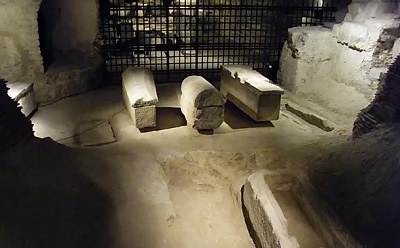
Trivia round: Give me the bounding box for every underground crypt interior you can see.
[1,0,400,247]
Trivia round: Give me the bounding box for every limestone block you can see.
[38,55,103,102]
[221,65,284,122]
[343,13,353,21]
[122,67,158,108]
[278,27,335,93]
[79,121,116,147]
[180,76,225,130]
[331,43,372,92]
[181,76,225,108]
[392,38,400,58]
[130,105,157,129]
[122,67,158,128]
[287,27,335,62]
[337,22,369,51]
[348,2,365,18]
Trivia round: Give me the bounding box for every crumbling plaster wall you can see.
[278,0,400,118]
[0,0,100,102]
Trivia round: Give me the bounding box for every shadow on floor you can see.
[140,107,187,133]
[224,101,274,129]
[0,139,114,248]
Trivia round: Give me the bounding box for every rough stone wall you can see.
[0,0,100,103]
[0,0,44,84]
[353,55,400,137]
[41,0,99,60]
[0,79,33,153]
[277,0,400,118]
[310,123,400,247]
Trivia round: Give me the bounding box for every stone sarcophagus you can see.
[180,76,226,130]
[122,67,158,129]
[220,65,284,122]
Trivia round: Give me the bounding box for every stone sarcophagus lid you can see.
[122,67,158,129]
[220,65,284,122]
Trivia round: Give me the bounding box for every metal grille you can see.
[99,0,336,84]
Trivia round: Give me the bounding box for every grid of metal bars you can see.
[99,0,336,84]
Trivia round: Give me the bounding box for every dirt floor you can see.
[0,84,350,248]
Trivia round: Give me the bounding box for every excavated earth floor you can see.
[0,84,354,248]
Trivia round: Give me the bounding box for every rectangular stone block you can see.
[127,105,157,129]
[221,65,284,122]
[122,67,158,129]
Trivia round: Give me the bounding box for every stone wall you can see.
[40,0,99,60]
[0,0,100,103]
[278,0,400,118]
[0,0,44,85]
[353,55,400,137]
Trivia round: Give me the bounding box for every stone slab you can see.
[221,65,284,122]
[79,121,116,147]
[284,102,335,132]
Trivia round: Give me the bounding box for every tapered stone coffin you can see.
[122,67,158,129]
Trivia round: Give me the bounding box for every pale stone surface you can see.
[122,67,158,108]
[278,0,400,117]
[181,76,225,108]
[222,65,284,122]
[368,67,388,80]
[38,55,103,102]
[242,170,300,248]
[278,27,335,93]
[131,105,157,129]
[392,38,400,59]
[79,120,116,147]
[180,76,225,130]
[0,0,44,85]
[122,67,158,129]
[337,22,369,51]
